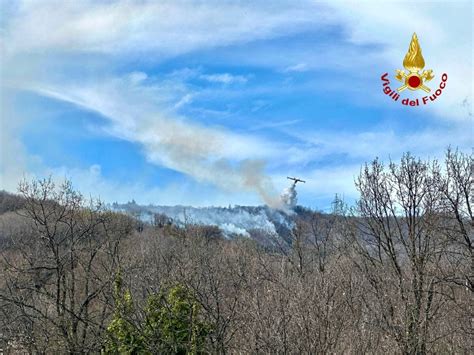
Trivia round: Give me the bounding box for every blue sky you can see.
[0,0,472,209]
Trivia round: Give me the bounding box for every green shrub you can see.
[105,275,211,354]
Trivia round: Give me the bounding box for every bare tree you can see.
[438,148,473,290]
[354,153,451,353]
[0,178,132,353]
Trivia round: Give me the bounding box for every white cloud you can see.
[2,1,323,57]
[128,71,148,85]
[287,124,472,166]
[200,73,248,84]
[283,63,308,72]
[174,94,194,109]
[0,91,42,191]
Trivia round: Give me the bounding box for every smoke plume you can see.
[30,78,283,208]
[280,183,297,208]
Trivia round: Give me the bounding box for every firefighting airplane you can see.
[287,177,306,186]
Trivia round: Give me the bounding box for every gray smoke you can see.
[31,79,284,208]
[110,203,295,238]
[280,183,297,208]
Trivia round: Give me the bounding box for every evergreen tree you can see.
[105,279,211,354]
[105,272,144,354]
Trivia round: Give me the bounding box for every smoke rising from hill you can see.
[111,202,295,239]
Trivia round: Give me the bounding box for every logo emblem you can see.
[395,33,434,92]
[380,33,447,107]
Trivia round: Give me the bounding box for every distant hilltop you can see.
[109,201,305,241]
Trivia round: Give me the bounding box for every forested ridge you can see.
[0,149,471,354]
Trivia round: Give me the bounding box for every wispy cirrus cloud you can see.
[200,73,248,85]
[22,74,289,206]
[283,63,309,73]
[1,0,325,57]
[287,126,473,164]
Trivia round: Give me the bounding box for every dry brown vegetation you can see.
[0,149,471,354]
